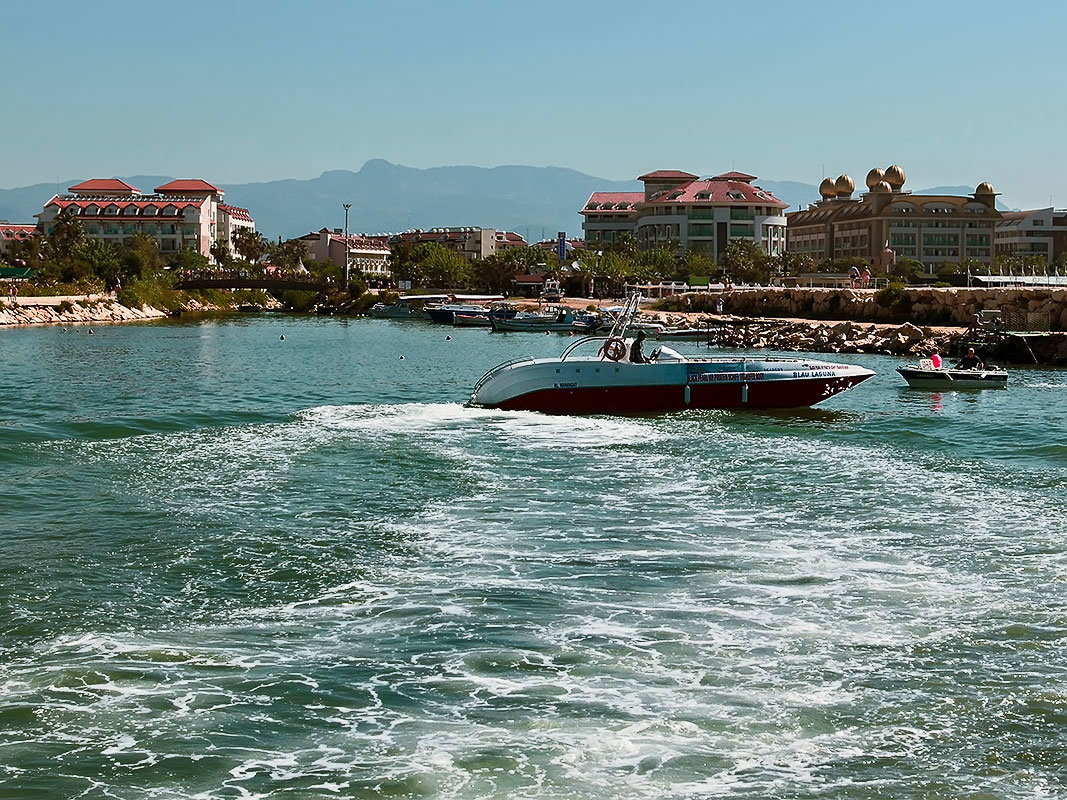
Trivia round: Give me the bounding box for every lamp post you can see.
[342,203,352,290]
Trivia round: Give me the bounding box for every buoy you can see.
[446,335,452,341]
[88,328,94,335]
[280,334,285,340]
[545,331,550,335]
[399,355,405,360]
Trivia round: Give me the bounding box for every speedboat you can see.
[897,361,1007,390]
[469,295,875,413]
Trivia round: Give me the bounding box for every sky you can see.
[2,0,1065,208]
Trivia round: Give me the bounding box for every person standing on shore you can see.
[716,295,724,315]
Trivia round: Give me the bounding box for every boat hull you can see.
[470,357,874,413]
[896,367,1007,390]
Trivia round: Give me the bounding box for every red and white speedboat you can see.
[468,296,874,413]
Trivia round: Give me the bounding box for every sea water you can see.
[1,315,1066,799]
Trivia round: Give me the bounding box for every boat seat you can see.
[918,358,933,370]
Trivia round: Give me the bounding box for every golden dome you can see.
[834,174,855,197]
[873,180,892,194]
[884,164,905,188]
[975,182,996,195]
[819,177,836,199]
[866,168,885,189]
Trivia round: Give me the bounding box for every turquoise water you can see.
[2,315,1066,799]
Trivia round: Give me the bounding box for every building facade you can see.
[786,166,1002,271]
[581,170,788,260]
[995,208,1067,265]
[382,227,526,260]
[0,222,37,258]
[297,228,392,278]
[36,178,255,263]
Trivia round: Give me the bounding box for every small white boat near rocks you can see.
[896,359,1008,390]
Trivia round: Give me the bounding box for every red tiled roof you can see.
[218,203,252,222]
[1,223,37,240]
[710,171,758,182]
[583,192,644,212]
[68,178,140,193]
[644,179,787,208]
[638,170,698,182]
[513,274,545,283]
[45,198,206,215]
[154,179,222,194]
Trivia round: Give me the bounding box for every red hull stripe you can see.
[495,376,871,413]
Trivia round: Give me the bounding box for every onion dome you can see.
[834,174,855,197]
[884,164,906,188]
[873,180,892,194]
[866,168,885,190]
[819,177,837,199]
[975,181,996,195]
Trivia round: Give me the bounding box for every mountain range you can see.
[0,160,1016,244]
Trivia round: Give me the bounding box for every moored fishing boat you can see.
[469,295,874,412]
[489,306,600,334]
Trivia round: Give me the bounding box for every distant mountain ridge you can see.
[0,161,1014,242]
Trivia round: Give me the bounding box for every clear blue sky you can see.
[3,0,1064,208]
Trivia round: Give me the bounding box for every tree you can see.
[634,248,674,281]
[169,247,209,271]
[267,238,306,271]
[44,208,86,264]
[417,243,468,290]
[675,249,716,283]
[721,239,769,284]
[775,250,816,277]
[232,228,267,269]
[608,232,639,259]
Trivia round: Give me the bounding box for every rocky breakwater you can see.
[650,313,951,357]
[714,286,1067,329]
[0,298,168,326]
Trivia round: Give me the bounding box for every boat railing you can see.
[560,335,607,361]
[471,355,537,395]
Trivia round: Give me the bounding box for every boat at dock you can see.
[489,306,601,334]
[469,295,874,413]
[424,295,508,324]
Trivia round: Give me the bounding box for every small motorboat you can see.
[489,306,600,334]
[469,295,875,413]
[897,359,1007,390]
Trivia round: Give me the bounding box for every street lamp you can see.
[342,203,352,289]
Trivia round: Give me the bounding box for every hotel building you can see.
[382,227,527,261]
[297,228,392,278]
[995,208,1067,265]
[0,222,37,258]
[786,166,1002,271]
[581,170,788,260]
[36,179,255,262]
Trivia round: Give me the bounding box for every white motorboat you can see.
[897,359,1007,390]
[469,295,874,413]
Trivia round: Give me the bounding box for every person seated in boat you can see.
[629,330,648,363]
[954,347,984,370]
[930,349,943,369]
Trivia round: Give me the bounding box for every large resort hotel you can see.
[581,170,788,261]
[786,166,1002,271]
[36,179,255,262]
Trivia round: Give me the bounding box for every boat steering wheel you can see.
[600,337,627,362]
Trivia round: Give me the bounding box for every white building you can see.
[996,208,1067,265]
[36,178,255,262]
[581,170,788,260]
[297,228,392,278]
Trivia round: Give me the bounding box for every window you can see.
[144,205,158,216]
[123,205,139,216]
[104,205,119,215]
